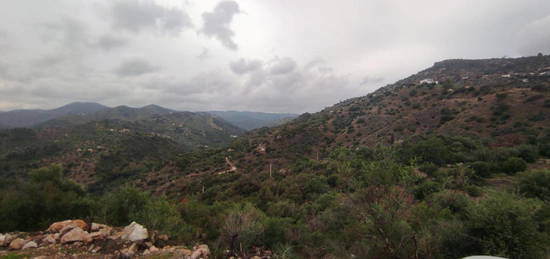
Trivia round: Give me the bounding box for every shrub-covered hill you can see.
[0,106,244,192]
[1,55,550,258]
[144,55,550,193]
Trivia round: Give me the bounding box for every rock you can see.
[42,234,57,244]
[9,238,26,250]
[60,227,92,244]
[190,244,210,259]
[90,223,109,232]
[90,226,112,240]
[149,245,159,253]
[59,224,78,235]
[0,233,15,247]
[47,220,88,233]
[121,243,138,258]
[22,241,38,249]
[120,222,148,242]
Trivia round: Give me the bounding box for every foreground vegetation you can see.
[1,135,549,258]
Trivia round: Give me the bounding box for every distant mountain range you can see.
[206,111,298,130]
[0,102,108,128]
[0,103,298,130]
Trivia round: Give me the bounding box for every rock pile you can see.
[0,219,210,258]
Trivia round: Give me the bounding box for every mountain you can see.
[2,55,550,259]
[206,111,298,130]
[0,102,108,128]
[142,55,550,195]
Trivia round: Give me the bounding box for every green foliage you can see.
[518,169,550,201]
[500,157,527,174]
[459,193,549,258]
[0,165,91,232]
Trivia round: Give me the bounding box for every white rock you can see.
[42,234,57,244]
[60,227,92,244]
[121,222,148,242]
[22,241,38,249]
[90,223,109,231]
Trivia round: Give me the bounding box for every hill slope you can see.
[146,55,550,195]
[0,102,108,128]
[207,111,298,130]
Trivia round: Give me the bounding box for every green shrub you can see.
[518,169,550,201]
[460,193,549,258]
[222,203,266,254]
[0,164,92,232]
[500,157,527,174]
[470,161,493,178]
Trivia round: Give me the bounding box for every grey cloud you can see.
[229,58,262,74]
[201,1,240,50]
[269,58,297,75]
[110,0,192,34]
[94,35,127,51]
[41,17,89,49]
[115,58,159,77]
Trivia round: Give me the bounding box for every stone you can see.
[120,222,148,242]
[149,245,159,253]
[0,233,6,247]
[90,223,109,232]
[59,225,78,235]
[9,238,26,250]
[0,233,15,247]
[60,227,92,244]
[90,226,112,240]
[47,220,88,233]
[42,234,57,244]
[121,243,138,258]
[22,241,38,250]
[190,244,210,259]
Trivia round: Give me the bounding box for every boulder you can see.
[22,241,38,250]
[190,244,210,259]
[60,227,92,244]
[42,234,57,245]
[0,233,15,247]
[90,223,109,232]
[120,243,138,258]
[120,222,148,242]
[47,220,88,233]
[9,238,26,250]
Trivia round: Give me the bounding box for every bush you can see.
[518,169,550,201]
[460,193,549,258]
[414,180,442,200]
[470,161,492,178]
[515,144,539,163]
[500,157,527,174]
[0,165,92,232]
[222,203,266,255]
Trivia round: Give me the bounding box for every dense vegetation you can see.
[1,135,549,258]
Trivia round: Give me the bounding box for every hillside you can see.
[146,55,550,195]
[0,102,108,128]
[1,55,549,258]
[207,111,298,130]
[0,105,245,193]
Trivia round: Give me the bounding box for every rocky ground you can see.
[0,219,210,258]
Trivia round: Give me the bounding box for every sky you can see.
[0,0,549,113]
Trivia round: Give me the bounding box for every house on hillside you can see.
[419,78,438,85]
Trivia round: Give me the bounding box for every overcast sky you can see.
[0,0,549,113]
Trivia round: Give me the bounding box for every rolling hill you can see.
[206,111,298,130]
[0,102,108,128]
